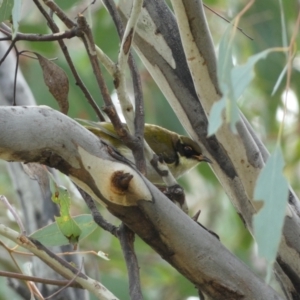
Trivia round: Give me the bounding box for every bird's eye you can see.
[183,145,194,157]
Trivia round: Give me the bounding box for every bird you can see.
[79,120,212,185]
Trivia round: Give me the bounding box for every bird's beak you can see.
[194,154,213,164]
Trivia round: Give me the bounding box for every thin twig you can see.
[13,44,21,106]
[103,0,146,175]
[115,0,143,132]
[117,223,143,300]
[0,271,83,288]
[0,28,78,42]
[76,186,118,237]
[95,45,116,76]
[42,0,75,29]
[105,0,178,186]
[0,195,26,234]
[203,4,253,40]
[76,14,139,150]
[44,258,84,299]
[32,0,105,121]
[0,38,16,65]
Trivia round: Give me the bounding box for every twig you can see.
[114,0,143,133]
[42,0,75,29]
[76,186,118,237]
[95,45,116,76]
[203,4,253,40]
[76,14,140,152]
[0,195,26,234]
[32,0,105,121]
[0,38,16,65]
[103,0,146,175]
[104,0,178,187]
[0,271,83,288]
[0,28,78,42]
[0,223,117,299]
[128,55,145,174]
[117,224,143,300]
[198,288,205,300]
[44,258,84,299]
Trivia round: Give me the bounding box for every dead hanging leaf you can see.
[36,53,69,114]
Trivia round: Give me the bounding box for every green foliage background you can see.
[0,0,299,299]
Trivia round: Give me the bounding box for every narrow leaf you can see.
[208,97,226,136]
[226,97,239,134]
[36,54,69,114]
[0,0,13,23]
[217,25,234,83]
[231,49,274,101]
[253,145,289,281]
[278,0,288,49]
[215,24,278,133]
[97,251,110,261]
[271,64,287,96]
[12,0,22,38]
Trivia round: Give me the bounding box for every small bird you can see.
[80,120,212,184]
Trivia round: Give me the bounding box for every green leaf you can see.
[226,96,239,134]
[12,0,22,38]
[271,64,287,96]
[30,215,98,247]
[0,0,13,22]
[211,24,277,136]
[217,26,234,86]
[253,145,289,282]
[208,96,225,136]
[278,0,288,49]
[231,49,274,101]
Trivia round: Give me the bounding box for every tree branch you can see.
[0,224,117,300]
[117,224,143,300]
[117,1,300,295]
[0,105,283,299]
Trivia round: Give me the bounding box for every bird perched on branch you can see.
[79,120,211,184]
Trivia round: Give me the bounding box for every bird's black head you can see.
[175,136,212,165]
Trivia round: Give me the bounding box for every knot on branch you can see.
[111,171,134,194]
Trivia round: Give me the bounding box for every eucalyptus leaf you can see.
[271,64,287,96]
[231,49,274,101]
[215,24,278,135]
[12,0,22,38]
[0,0,13,23]
[253,145,289,282]
[208,97,226,136]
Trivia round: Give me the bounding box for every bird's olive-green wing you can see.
[77,120,179,164]
[143,125,178,164]
[76,120,124,149]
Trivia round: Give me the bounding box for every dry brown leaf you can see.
[36,54,69,114]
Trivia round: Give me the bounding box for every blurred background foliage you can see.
[0,0,299,299]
